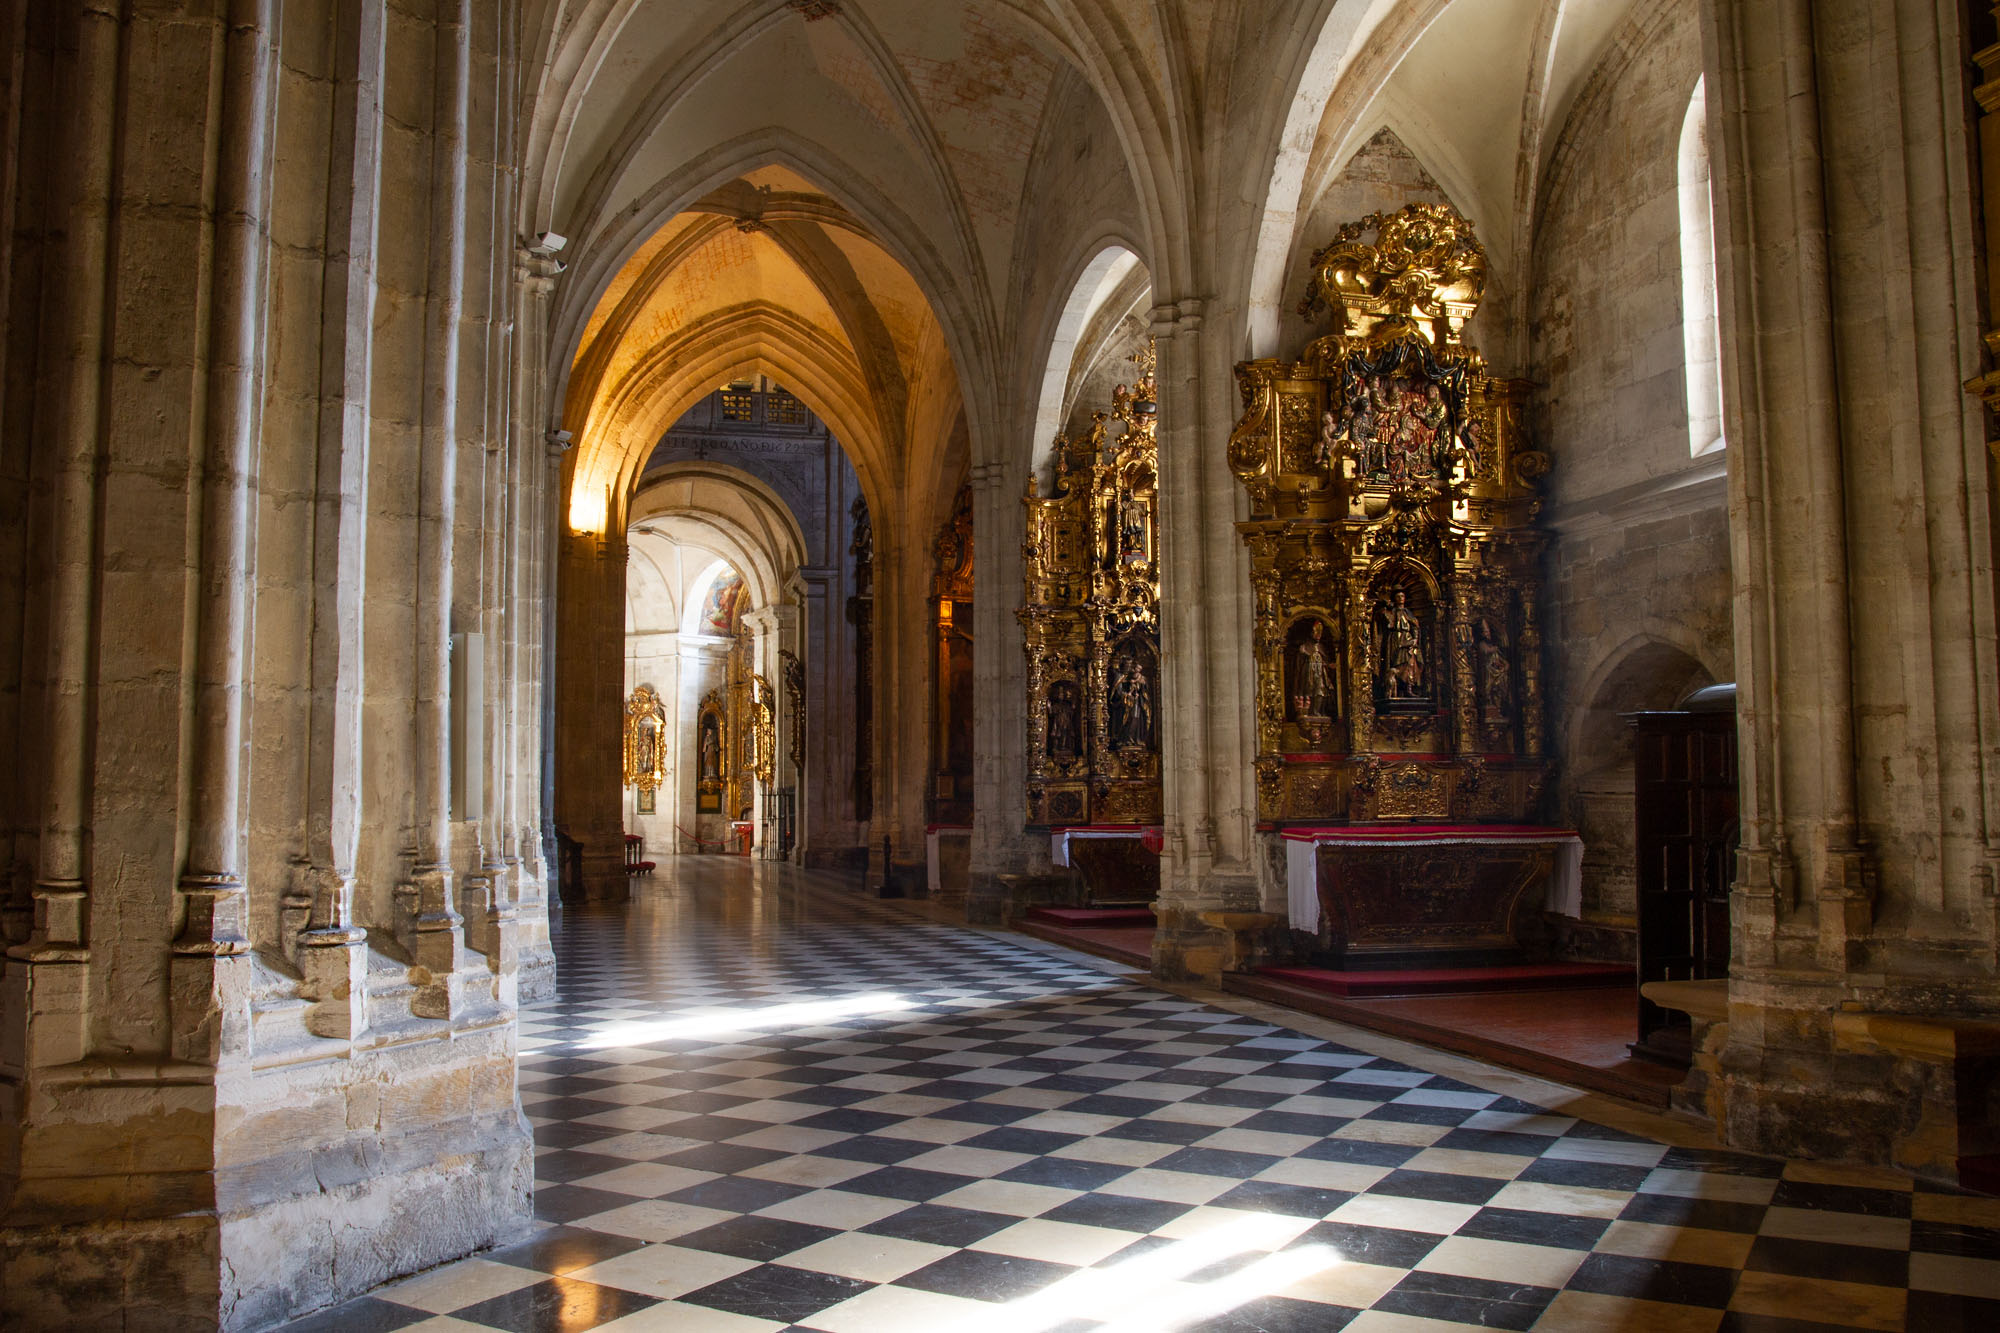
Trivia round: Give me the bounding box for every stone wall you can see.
[1529,0,1734,927]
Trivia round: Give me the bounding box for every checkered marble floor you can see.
[283,859,2000,1333]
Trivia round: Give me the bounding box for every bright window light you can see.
[575,993,915,1049]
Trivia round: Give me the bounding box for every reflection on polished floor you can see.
[284,860,2000,1333]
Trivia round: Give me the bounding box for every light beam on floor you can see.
[935,1213,1343,1333]
[574,992,917,1048]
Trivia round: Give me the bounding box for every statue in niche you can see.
[1046,680,1081,762]
[1477,618,1513,721]
[634,715,660,778]
[1290,619,1338,719]
[1119,491,1147,561]
[1109,657,1154,750]
[1377,590,1427,700]
[700,715,720,780]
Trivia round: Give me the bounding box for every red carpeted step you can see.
[1256,961,1631,999]
[1022,906,1158,929]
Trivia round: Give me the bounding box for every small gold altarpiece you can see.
[1020,343,1162,829]
[1230,204,1551,830]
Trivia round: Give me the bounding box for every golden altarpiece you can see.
[623,684,668,815]
[1230,205,1562,966]
[1020,344,1162,833]
[694,626,774,825]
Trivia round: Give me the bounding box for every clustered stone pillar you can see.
[967,458,1045,922]
[1693,0,2000,1176]
[1148,301,1261,981]
[0,4,545,1326]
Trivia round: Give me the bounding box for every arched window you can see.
[1679,78,1725,456]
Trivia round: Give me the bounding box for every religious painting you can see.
[700,568,746,635]
[637,787,656,815]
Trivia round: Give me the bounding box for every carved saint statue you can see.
[1380,590,1426,700]
[1110,659,1154,749]
[634,716,659,778]
[1046,681,1081,761]
[1477,619,1513,721]
[1292,620,1337,719]
[1120,491,1147,558]
[700,717,720,780]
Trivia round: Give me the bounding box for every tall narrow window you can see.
[1679,78,1725,456]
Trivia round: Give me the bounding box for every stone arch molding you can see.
[628,461,810,617]
[1029,240,1150,481]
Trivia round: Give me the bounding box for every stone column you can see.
[1149,301,1260,981]
[555,511,631,901]
[967,458,1044,922]
[399,0,473,1021]
[1692,0,2000,1173]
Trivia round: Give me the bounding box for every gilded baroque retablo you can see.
[1231,204,1551,826]
[1020,342,1162,828]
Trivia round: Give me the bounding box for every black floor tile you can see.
[813,1134,923,1165]
[660,1142,790,1174]
[1516,1156,1654,1192]
[996,1155,1136,1191]
[861,1202,1020,1247]
[896,1248,1078,1301]
[671,1215,842,1262]
[1566,1251,1739,1307]
[1151,1146,1286,1179]
[1208,1179,1353,1219]
[1374,1270,1555,1331]
[1769,1179,1912,1218]
[958,1126,1086,1156]
[1297,1137,1421,1168]
[667,1175,813,1213]
[530,1184,644,1224]
[1034,1190,1195,1235]
[1366,1168,1506,1206]
[487,1225,647,1276]
[678,1264,873,1323]
[1619,1191,1769,1233]
[448,1275,660,1332]
[1180,1294,1362,1331]
[839,1165,981,1202]
[1292,1220,1444,1269]
[1745,1235,1908,1288]
[1457,1204,1610,1251]
[1906,1288,2000,1333]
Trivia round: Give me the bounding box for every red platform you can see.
[1022,905,1158,929]
[1255,960,1630,999]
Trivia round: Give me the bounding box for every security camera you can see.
[528,231,568,256]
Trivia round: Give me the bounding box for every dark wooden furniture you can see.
[1631,688,1739,1066]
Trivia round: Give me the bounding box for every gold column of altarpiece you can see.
[1020,343,1162,828]
[1230,204,1551,826]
